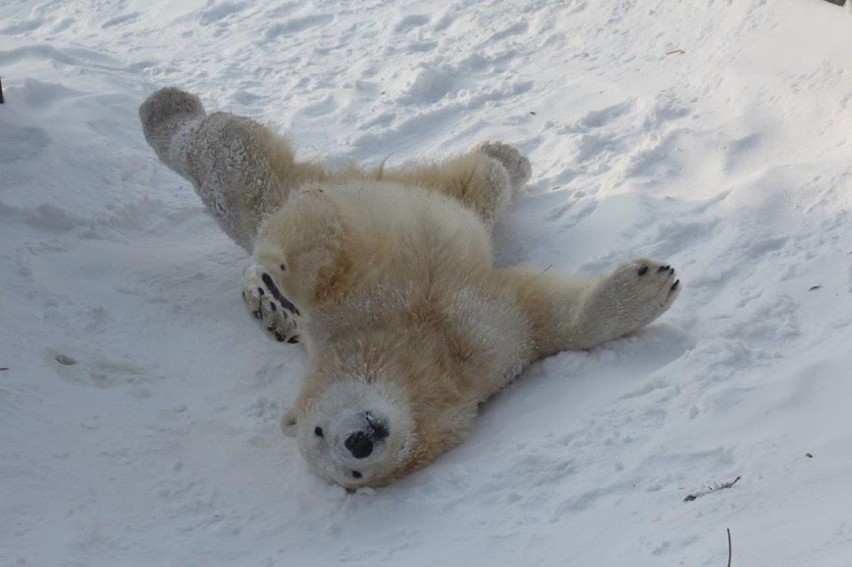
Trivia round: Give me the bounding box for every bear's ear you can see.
[281,409,298,438]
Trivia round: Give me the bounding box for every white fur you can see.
[140,88,681,489]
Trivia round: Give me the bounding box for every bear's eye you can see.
[314,427,324,438]
[351,471,362,479]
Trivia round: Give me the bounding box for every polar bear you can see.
[140,87,680,489]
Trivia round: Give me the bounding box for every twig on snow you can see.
[683,475,741,502]
[727,528,732,567]
[666,49,686,56]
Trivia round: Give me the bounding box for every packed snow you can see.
[2,0,852,565]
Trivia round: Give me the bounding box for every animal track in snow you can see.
[488,22,529,42]
[198,1,248,25]
[264,13,334,39]
[575,100,636,131]
[349,79,532,160]
[47,349,153,389]
[400,67,454,103]
[102,12,141,29]
[394,14,430,32]
[300,94,338,118]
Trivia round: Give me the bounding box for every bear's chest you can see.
[443,286,534,397]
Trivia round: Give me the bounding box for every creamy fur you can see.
[140,87,680,489]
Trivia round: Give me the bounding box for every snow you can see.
[2,0,852,565]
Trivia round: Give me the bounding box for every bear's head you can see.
[282,380,416,489]
[276,304,480,488]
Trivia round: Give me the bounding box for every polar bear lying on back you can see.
[139,87,680,489]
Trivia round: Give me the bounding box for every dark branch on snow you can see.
[683,475,741,502]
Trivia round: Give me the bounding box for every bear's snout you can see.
[344,431,374,459]
[342,411,390,459]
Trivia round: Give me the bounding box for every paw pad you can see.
[243,263,302,344]
[612,258,681,329]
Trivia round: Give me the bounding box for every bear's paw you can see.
[606,258,680,328]
[242,262,301,344]
[473,141,532,192]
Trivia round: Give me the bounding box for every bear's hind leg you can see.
[505,259,680,358]
[140,88,329,252]
[380,142,531,226]
[474,141,532,194]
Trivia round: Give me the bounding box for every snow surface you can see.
[2,0,852,565]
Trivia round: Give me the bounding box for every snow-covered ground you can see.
[2,0,852,565]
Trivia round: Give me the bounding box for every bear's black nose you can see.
[344,431,374,459]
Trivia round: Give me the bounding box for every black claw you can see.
[638,266,649,277]
[284,299,301,316]
[274,332,286,342]
[669,267,675,275]
[262,272,301,315]
[253,310,262,320]
[257,287,264,296]
[671,280,680,291]
[280,264,287,272]
[287,336,300,344]
[282,298,300,316]
[269,302,276,311]
[658,265,670,273]
[241,291,246,300]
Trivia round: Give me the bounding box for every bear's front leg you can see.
[243,188,355,344]
[505,259,680,358]
[242,262,302,344]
